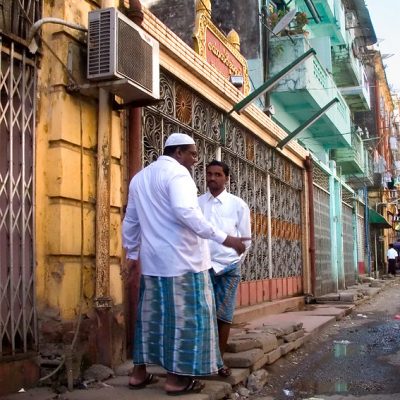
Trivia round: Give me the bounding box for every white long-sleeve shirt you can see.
[198,189,251,274]
[387,248,398,260]
[122,156,227,277]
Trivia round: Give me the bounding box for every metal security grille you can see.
[0,0,40,41]
[270,177,302,278]
[313,184,334,296]
[342,186,354,206]
[0,40,37,357]
[357,215,365,262]
[312,164,329,191]
[342,203,355,286]
[142,71,303,283]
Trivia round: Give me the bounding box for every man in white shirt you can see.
[387,243,398,276]
[122,133,249,395]
[198,160,251,378]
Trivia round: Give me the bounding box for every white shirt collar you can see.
[206,188,228,204]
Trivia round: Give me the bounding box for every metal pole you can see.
[276,98,340,149]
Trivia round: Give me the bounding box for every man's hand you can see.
[222,235,251,255]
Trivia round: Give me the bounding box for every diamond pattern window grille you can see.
[0,40,37,358]
[0,0,41,42]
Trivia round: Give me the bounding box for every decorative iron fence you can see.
[313,163,334,296]
[342,203,355,286]
[142,71,304,284]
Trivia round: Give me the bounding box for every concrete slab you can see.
[224,348,264,368]
[247,321,301,337]
[233,296,304,325]
[203,367,250,386]
[283,329,305,342]
[228,333,278,353]
[282,305,354,320]
[245,313,336,336]
[264,347,281,364]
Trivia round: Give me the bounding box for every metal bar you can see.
[267,173,272,279]
[304,0,321,23]
[9,42,15,355]
[32,53,38,351]
[230,48,316,114]
[0,35,3,356]
[276,98,340,149]
[21,49,27,352]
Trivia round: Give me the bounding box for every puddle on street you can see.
[291,340,374,396]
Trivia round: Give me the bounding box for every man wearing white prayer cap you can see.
[122,132,249,395]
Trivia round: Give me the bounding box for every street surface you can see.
[252,280,400,400]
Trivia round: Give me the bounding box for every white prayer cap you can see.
[164,133,195,148]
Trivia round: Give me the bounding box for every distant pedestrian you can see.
[387,243,397,276]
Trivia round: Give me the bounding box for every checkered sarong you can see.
[133,270,222,376]
[210,263,240,323]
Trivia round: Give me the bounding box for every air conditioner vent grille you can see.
[117,19,153,92]
[87,7,159,102]
[88,10,112,76]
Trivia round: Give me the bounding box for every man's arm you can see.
[238,202,252,251]
[170,174,249,255]
[122,186,141,260]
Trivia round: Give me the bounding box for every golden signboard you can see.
[193,0,250,95]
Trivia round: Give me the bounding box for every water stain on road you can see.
[264,315,400,399]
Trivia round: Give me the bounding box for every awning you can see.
[368,208,392,229]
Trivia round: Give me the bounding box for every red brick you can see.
[249,281,257,305]
[256,280,263,304]
[240,282,250,307]
[262,279,270,301]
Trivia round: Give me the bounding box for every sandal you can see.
[128,373,156,389]
[218,365,232,377]
[166,378,205,396]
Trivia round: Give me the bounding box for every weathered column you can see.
[95,88,113,366]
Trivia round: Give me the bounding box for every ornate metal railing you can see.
[142,70,304,281]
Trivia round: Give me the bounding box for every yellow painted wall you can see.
[34,0,309,366]
[35,0,123,322]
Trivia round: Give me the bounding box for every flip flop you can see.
[218,365,232,377]
[128,373,156,389]
[166,379,205,396]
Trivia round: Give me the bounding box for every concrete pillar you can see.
[328,161,339,292]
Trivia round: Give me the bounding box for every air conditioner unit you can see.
[87,7,159,103]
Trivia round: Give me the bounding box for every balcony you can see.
[332,45,371,111]
[345,150,374,189]
[332,131,364,174]
[297,0,346,45]
[269,35,351,149]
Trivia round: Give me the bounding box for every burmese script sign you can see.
[205,28,243,81]
[193,5,250,95]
